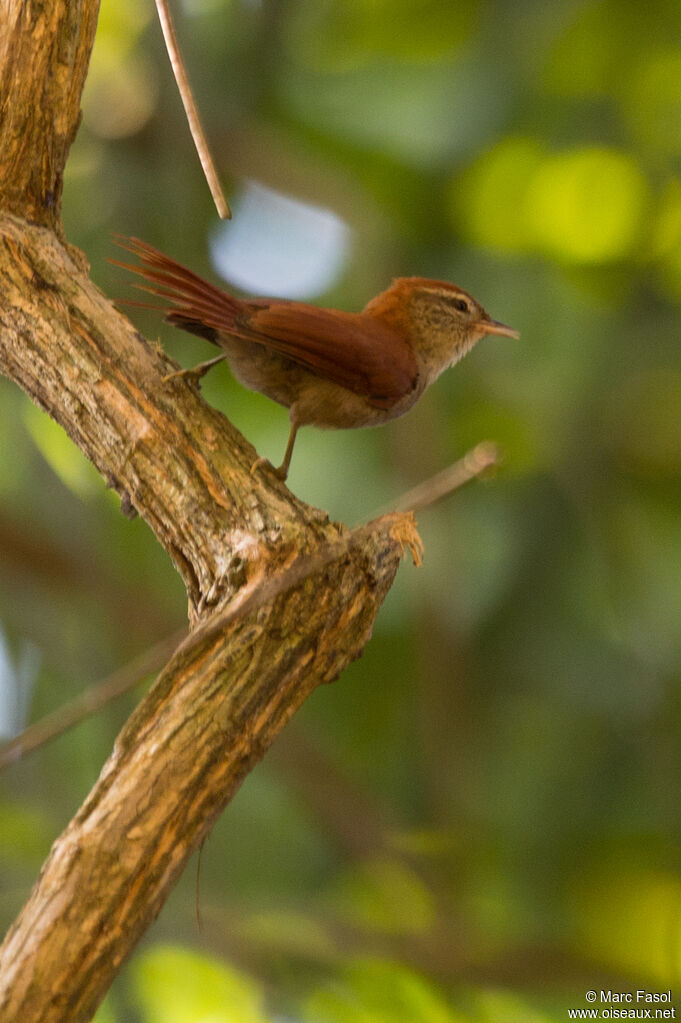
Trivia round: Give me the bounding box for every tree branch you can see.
[0,3,414,1020]
[0,0,98,231]
[0,519,404,1022]
[0,215,335,617]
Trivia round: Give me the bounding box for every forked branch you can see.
[0,3,417,1020]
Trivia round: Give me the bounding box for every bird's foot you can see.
[162,354,226,385]
[162,366,202,385]
[249,456,288,481]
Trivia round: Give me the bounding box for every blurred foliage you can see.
[130,945,268,1023]
[2,0,681,1019]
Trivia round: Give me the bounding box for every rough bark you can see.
[0,2,414,1020]
[0,0,98,231]
[0,215,335,615]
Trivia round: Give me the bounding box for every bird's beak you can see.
[480,317,520,339]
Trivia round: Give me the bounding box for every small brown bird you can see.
[116,237,518,479]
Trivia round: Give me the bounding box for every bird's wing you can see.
[114,237,419,406]
[238,302,418,406]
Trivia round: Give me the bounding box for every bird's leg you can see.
[276,422,299,479]
[250,423,299,482]
[163,354,226,384]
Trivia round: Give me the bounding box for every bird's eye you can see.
[439,292,466,310]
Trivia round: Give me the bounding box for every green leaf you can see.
[303,958,464,1023]
[328,856,435,935]
[131,944,269,1023]
[473,989,554,1023]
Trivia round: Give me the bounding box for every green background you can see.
[2,0,681,1019]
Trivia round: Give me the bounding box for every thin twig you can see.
[0,517,412,770]
[0,442,496,770]
[0,630,185,771]
[162,440,503,661]
[154,0,231,219]
[370,440,501,519]
[170,511,422,661]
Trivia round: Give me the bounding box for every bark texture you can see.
[0,3,413,1020]
[0,0,98,230]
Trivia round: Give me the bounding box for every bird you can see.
[114,237,518,480]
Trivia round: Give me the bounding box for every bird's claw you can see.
[249,456,287,481]
[162,366,202,385]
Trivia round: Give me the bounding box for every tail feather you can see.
[112,236,244,340]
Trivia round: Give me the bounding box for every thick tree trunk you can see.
[0,3,413,1020]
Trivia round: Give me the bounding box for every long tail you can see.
[112,236,244,343]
